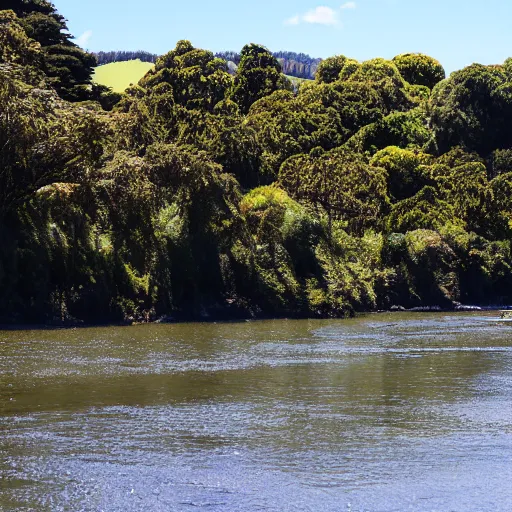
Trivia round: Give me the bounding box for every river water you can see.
[1,313,511,511]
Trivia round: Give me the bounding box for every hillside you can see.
[216,50,321,79]
[3,3,512,325]
[93,59,154,92]
[94,50,158,65]
[93,49,321,82]
[92,59,310,93]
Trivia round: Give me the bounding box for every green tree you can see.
[140,40,232,112]
[386,186,457,233]
[2,0,97,100]
[489,172,512,238]
[0,66,107,219]
[430,63,512,156]
[393,53,445,89]
[0,9,41,66]
[315,55,348,84]
[370,146,433,202]
[279,147,389,233]
[346,108,431,155]
[299,80,384,141]
[431,161,493,235]
[343,58,416,113]
[176,101,262,189]
[231,43,292,114]
[246,89,342,179]
[489,149,512,178]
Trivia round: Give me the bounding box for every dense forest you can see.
[94,50,158,66]
[2,1,512,325]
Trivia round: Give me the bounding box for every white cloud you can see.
[75,30,92,48]
[284,3,356,27]
[303,6,339,25]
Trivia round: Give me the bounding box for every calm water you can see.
[1,313,512,511]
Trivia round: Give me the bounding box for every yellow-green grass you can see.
[92,59,312,94]
[92,59,154,92]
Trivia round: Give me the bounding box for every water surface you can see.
[1,313,511,511]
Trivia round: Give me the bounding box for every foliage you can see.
[245,89,342,178]
[430,64,512,156]
[347,108,432,155]
[216,50,321,79]
[140,40,232,112]
[387,187,458,233]
[231,44,292,114]
[316,55,349,84]
[370,146,433,202]
[0,9,41,66]
[6,0,97,100]
[278,147,389,233]
[392,53,445,89]
[3,0,512,323]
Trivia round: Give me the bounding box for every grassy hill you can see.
[93,59,312,93]
[93,59,154,92]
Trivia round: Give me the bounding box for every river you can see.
[1,312,511,511]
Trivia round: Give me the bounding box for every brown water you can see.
[1,313,512,511]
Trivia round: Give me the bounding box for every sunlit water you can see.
[1,313,512,511]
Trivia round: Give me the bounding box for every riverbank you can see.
[1,302,509,330]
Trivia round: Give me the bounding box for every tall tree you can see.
[140,40,232,112]
[430,64,512,156]
[392,53,445,90]
[1,0,96,100]
[231,44,291,114]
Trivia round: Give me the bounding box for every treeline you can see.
[215,51,241,65]
[216,50,320,79]
[93,49,320,80]
[94,51,158,66]
[3,1,512,325]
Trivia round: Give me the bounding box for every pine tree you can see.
[1,0,96,100]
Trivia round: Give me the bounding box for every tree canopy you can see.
[2,1,96,100]
[2,0,512,323]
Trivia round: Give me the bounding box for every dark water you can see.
[1,313,512,511]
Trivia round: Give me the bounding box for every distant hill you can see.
[216,51,321,79]
[94,49,321,81]
[93,59,310,93]
[94,51,158,66]
[92,60,154,92]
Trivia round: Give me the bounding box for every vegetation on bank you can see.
[2,1,512,325]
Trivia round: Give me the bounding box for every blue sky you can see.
[53,0,512,73]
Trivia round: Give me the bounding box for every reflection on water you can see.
[1,313,512,511]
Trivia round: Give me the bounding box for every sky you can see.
[53,0,512,74]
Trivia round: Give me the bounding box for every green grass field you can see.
[93,59,312,94]
[92,59,154,92]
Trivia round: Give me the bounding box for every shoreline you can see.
[0,304,506,331]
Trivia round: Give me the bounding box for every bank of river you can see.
[1,312,512,511]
